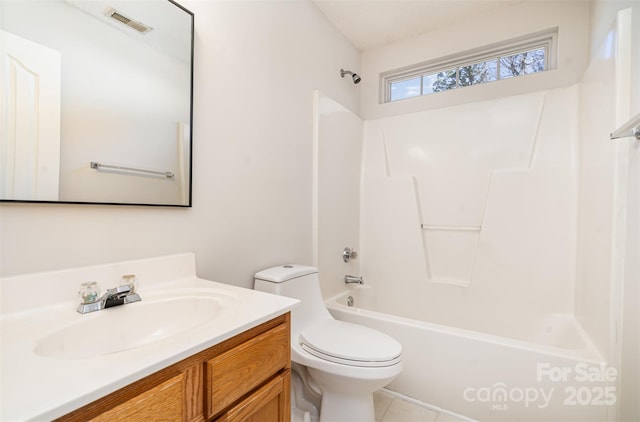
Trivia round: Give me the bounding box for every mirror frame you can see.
[0,0,194,208]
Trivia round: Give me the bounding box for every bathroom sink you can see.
[34,290,237,359]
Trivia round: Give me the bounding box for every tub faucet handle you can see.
[344,275,364,285]
[343,247,358,263]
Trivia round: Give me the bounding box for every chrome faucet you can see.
[77,282,141,314]
[344,275,364,285]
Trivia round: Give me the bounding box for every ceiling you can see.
[311,0,523,51]
[65,0,192,63]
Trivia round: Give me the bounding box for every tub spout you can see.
[344,275,364,285]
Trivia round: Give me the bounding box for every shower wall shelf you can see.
[421,224,481,232]
[420,223,481,287]
[90,161,175,178]
[610,113,640,140]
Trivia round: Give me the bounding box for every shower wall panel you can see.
[313,91,364,299]
[361,87,579,327]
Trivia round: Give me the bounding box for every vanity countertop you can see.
[0,254,299,421]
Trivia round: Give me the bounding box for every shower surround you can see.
[313,87,606,421]
[352,87,609,421]
[360,86,579,341]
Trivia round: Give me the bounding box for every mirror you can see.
[0,0,193,206]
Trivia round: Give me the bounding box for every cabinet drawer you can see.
[207,323,289,418]
[215,370,290,422]
[89,373,184,422]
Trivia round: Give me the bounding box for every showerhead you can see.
[340,69,361,84]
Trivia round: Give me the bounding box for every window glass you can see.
[390,76,421,101]
[458,59,498,87]
[427,69,457,93]
[499,48,545,79]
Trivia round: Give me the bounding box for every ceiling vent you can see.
[104,7,153,34]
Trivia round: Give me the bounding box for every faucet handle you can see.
[79,281,101,304]
[119,274,138,293]
[343,247,358,263]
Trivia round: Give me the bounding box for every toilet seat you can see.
[299,320,402,367]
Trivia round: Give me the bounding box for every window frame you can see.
[381,28,558,103]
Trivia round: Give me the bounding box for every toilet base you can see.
[291,364,321,421]
[307,365,400,422]
[319,390,375,422]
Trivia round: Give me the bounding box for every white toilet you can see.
[254,265,402,422]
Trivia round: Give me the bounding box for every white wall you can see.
[360,0,590,120]
[0,0,360,289]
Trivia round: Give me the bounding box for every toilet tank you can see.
[254,265,317,295]
[254,265,333,335]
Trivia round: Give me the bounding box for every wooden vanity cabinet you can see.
[57,313,291,422]
[215,371,290,422]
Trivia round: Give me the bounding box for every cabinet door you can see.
[89,373,184,422]
[216,370,290,422]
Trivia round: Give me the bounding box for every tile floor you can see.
[291,389,471,422]
[374,390,470,422]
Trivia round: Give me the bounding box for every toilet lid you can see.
[299,320,402,367]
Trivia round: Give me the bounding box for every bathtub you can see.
[326,287,613,421]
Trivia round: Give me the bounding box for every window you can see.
[382,29,557,103]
